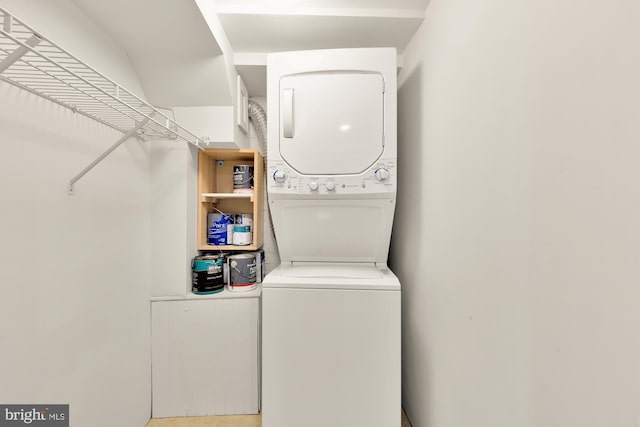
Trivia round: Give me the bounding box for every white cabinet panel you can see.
[151,297,259,418]
[173,106,239,148]
[262,287,401,427]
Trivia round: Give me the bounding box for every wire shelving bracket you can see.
[0,8,208,194]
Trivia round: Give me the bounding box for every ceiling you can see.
[73,0,428,103]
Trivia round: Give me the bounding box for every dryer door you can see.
[279,72,385,175]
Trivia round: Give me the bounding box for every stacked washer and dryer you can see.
[262,48,401,427]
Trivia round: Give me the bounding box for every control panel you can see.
[267,157,396,195]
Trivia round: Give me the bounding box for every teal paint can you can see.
[232,224,252,246]
[192,254,225,294]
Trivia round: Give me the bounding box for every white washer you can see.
[263,48,400,427]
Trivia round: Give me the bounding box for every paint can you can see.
[224,250,264,285]
[232,224,252,246]
[207,213,234,245]
[227,253,257,291]
[192,254,225,294]
[233,165,254,193]
[234,213,253,227]
[253,249,265,283]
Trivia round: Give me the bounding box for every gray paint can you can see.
[228,253,257,291]
[233,165,254,193]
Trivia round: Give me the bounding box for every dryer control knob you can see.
[375,168,390,181]
[326,181,336,191]
[309,181,319,191]
[273,170,286,183]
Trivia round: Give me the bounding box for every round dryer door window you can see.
[279,71,385,175]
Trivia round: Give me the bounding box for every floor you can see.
[145,410,412,427]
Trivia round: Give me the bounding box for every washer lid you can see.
[263,262,401,291]
[280,262,383,279]
[279,71,385,175]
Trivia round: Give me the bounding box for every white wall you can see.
[150,141,199,297]
[0,1,152,426]
[392,1,640,426]
[195,0,249,149]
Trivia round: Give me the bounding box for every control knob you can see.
[374,168,390,181]
[273,170,286,183]
[309,181,319,191]
[326,181,336,191]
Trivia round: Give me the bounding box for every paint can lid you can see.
[195,254,225,260]
[228,253,254,260]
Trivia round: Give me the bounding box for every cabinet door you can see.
[151,298,259,417]
[279,72,385,175]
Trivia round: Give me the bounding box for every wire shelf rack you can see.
[0,7,207,192]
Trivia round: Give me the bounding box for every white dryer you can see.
[263,48,401,427]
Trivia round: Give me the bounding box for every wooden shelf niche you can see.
[198,149,264,251]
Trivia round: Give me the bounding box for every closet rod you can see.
[0,7,209,194]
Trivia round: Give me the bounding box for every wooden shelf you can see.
[200,192,254,203]
[198,244,261,252]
